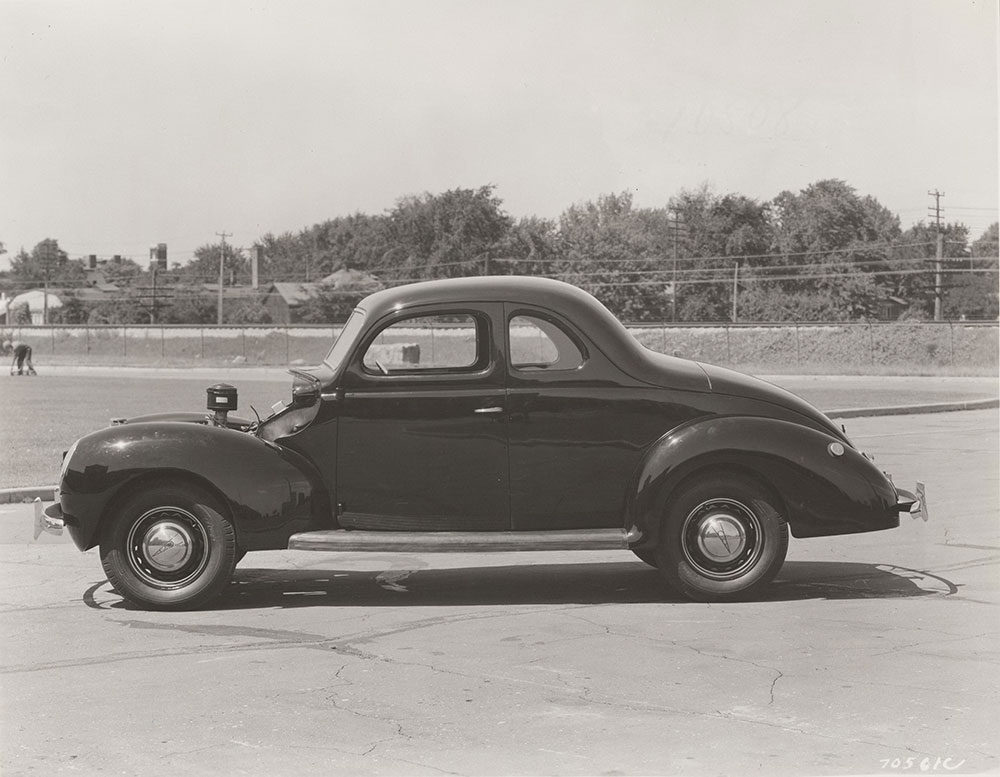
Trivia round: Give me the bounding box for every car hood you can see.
[698,362,849,443]
[109,412,252,430]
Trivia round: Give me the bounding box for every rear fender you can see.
[59,421,332,552]
[626,415,898,547]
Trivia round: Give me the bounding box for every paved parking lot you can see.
[1,409,997,776]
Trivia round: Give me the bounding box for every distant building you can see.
[83,267,122,294]
[263,268,379,324]
[264,283,319,324]
[198,284,269,322]
[877,296,910,321]
[320,267,380,290]
[199,284,266,301]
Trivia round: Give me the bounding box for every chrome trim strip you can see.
[343,388,505,400]
[288,528,635,553]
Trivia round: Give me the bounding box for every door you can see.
[505,307,690,531]
[336,305,509,531]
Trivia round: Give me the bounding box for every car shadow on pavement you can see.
[131,558,957,611]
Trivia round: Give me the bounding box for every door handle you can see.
[474,406,504,415]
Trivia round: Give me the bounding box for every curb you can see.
[826,397,999,419]
[2,399,997,504]
[0,486,56,504]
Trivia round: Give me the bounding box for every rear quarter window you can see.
[509,314,585,371]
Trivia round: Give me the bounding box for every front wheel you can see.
[100,482,237,610]
[655,473,788,602]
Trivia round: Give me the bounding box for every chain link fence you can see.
[1,321,996,372]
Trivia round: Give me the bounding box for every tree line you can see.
[2,179,997,324]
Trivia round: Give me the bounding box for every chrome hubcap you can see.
[142,521,195,572]
[694,512,748,563]
[681,498,762,580]
[126,506,209,589]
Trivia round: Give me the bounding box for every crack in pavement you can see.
[868,630,997,658]
[0,620,371,674]
[391,756,466,775]
[5,602,991,764]
[325,681,412,750]
[562,609,786,706]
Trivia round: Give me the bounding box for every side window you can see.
[509,314,585,371]
[362,313,484,374]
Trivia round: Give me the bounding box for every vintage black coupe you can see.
[40,277,926,609]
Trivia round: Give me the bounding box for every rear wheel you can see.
[100,482,237,610]
[655,473,788,602]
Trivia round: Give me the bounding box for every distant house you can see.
[83,267,121,293]
[320,267,380,290]
[76,271,123,308]
[263,283,320,324]
[264,268,379,324]
[877,296,910,321]
[200,284,266,302]
[198,285,269,322]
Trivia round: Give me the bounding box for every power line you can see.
[25,237,984,278]
[5,256,995,291]
[537,267,999,289]
[498,253,982,276]
[495,240,939,265]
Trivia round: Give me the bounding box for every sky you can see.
[1,0,997,271]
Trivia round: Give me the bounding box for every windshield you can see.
[323,309,366,371]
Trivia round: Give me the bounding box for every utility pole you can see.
[151,265,158,324]
[148,246,158,324]
[928,190,944,321]
[732,259,740,323]
[216,231,231,325]
[669,210,684,322]
[39,241,61,325]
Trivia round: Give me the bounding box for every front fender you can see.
[627,415,899,548]
[59,421,332,552]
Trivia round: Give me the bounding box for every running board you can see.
[288,527,641,553]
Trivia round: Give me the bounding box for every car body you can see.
[41,276,926,609]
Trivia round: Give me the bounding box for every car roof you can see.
[355,275,609,322]
[349,276,710,393]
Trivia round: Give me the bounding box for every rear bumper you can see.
[32,489,90,551]
[894,482,929,522]
[34,498,65,540]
